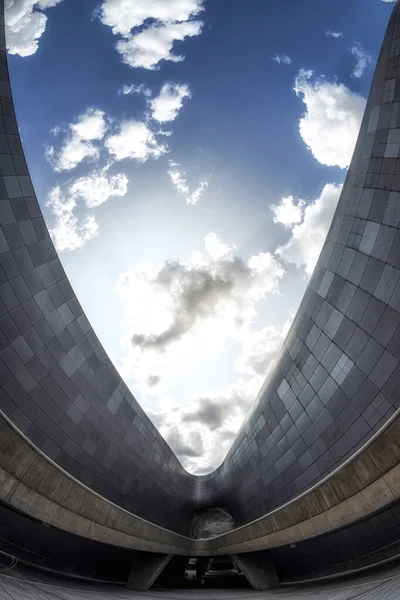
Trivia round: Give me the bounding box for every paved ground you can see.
[1,563,400,599]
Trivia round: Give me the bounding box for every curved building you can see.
[3,0,400,591]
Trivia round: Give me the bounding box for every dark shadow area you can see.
[0,501,132,582]
[273,498,400,582]
[154,556,251,590]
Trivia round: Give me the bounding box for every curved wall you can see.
[0,0,196,534]
[2,0,400,537]
[205,0,400,524]
[272,497,400,581]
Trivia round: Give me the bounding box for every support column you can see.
[231,550,280,590]
[126,552,172,590]
[196,557,212,580]
[156,556,189,587]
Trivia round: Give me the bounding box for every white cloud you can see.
[46,169,128,251]
[187,179,209,205]
[170,379,257,471]
[164,423,206,459]
[100,0,204,70]
[106,120,166,162]
[50,125,61,136]
[48,137,99,172]
[294,69,366,169]
[69,170,128,208]
[5,0,63,57]
[111,232,290,472]
[271,195,305,228]
[148,316,291,473]
[150,82,191,123]
[168,162,189,194]
[276,183,342,276]
[47,108,108,172]
[272,54,292,65]
[350,42,374,78]
[116,21,203,70]
[46,186,99,253]
[146,376,262,473]
[118,83,152,97]
[235,321,291,377]
[70,109,107,141]
[157,129,173,137]
[49,109,166,171]
[116,233,284,357]
[204,231,235,261]
[326,31,343,38]
[167,160,209,205]
[100,0,204,36]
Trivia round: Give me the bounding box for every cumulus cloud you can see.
[118,82,152,97]
[187,180,208,205]
[112,233,284,408]
[294,69,366,169]
[150,82,191,123]
[110,231,293,472]
[236,321,291,378]
[46,108,108,172]
[204,231,235,261]
[350,42,374,78]
[100,0,204,35]
[46,169,128,251]
[271,195,305,228]
[276,183,342,275]
[68,170,128,209]
[326,31,343,38]
[49,109,167,170]
[150,318,289,472]
[180,385,255,436]
[168,162,189,194]
[168,160,209,205]
[272,54,292,65]
[150,377,259,472]
[99,0,204,70]
[5,0,63,57]
[164,425,205,459]
[116,22,203,70]
[50,125,61,136]
[106,120,166,162]
[149,315,291,473]
[182,398,230,431]
[146,375,161,388]
[46,186,99,253]
[116,234,283,355]
[70,109,107,141]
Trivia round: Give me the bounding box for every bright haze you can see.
[5,0,395,474]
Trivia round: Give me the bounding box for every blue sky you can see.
[5,0,395,473]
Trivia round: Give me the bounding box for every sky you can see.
[5,0,396,474]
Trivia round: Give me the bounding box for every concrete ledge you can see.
[198,409,400,554]
[0,411,192,555]
[3,407,400,556]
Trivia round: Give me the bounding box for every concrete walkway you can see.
[2,564,400,600]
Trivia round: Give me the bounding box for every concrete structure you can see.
[126,554,172,591]
[2,562,400,599]
[231,552,279,591]
[2,0,400,591]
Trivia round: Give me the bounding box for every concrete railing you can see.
[2,406,400,556]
